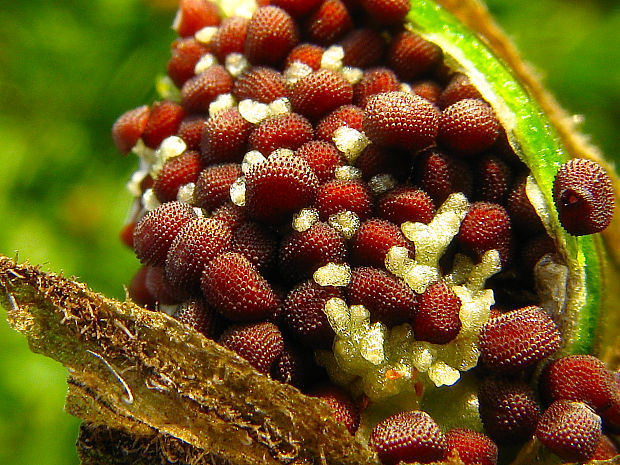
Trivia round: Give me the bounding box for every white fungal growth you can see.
[126,169,150,198]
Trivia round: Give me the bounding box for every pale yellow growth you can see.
[284,62,313,86]
[156,75,181,102]
[428,361,461,387]
[328,211,361,239]
[242,150,267,175]
[142,188,161,212]
[292,208,319,232]
[229,177,246,206]
[176,182,196,204]
[333,127,370,163]
[194,54,218,75]
[268,97,291,115]
[209,94,236,117]
[238,99,271,124]
[151,136,187,176]
[313,263,351,287]
[194,26,218,44]
[335,165,362,181]
[368,174,397,196]
[321,45,345,71]
[225,53,249,78]
[342,66,363,85]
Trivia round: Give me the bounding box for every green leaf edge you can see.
[405,0,603,355]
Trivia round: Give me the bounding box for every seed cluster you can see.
[113,0,618,463]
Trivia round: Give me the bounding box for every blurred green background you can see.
[0,0,617,463]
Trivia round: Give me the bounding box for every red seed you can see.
[154,150,202,203]
[413,281,462,344]
[128,266,155,308]
[249,113,314,155]
[415,149,473,205]
[270,341,312,388]
[474,155,512,204]
[211,202,248,231]
[142,101,186,149]
[536,400,602,463]
[355,145,411,182]
[305,0,353,45]
[144,266,186,305]
[457,202,512,266]
[438,99,500,156]
[282,279,341,348]
[278,221,347,283]
[363,91,440,151]
[165,217,233,294]
[591,435,620,461]
[200,107,253,164]
[218,321,284,374]
[309,385,360,434]
[353,67,400,107]
[176,115,208,150]
[291,69,354,121]
[167,37,210,88]
[340,28,386,68]
[181,65,234,112]
[506,174,545,235]
[174,299,221,339]
[119,221,136,249]
[438,73,483,109]
[445,429,498,465]
[232,221,278,273]
[541,355,617,413]
[479,306,561,373]
[245,153,319,224]
[133,201,196,267]
[350,218,413,269]
[315,179,373,221]
[270,0,323,18]
[360,0,409,25]
[377,187,436,225]
[315,105,364,142]
[232,66,289,104]
[296,140,344,183]
[194,163,243,211]
[347,267,417,325]
[174,0,220,37]
[553,158,615,236]
[201,251,279,321]
[112,106,150,154]
[387,30,443,81]
[210,16,249,62]
[369,410,448,465]
[244,6,299,66]
[285,43,325,70]
[520,233,557,272]
[411,80,442,105]
[478,377,541,444]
